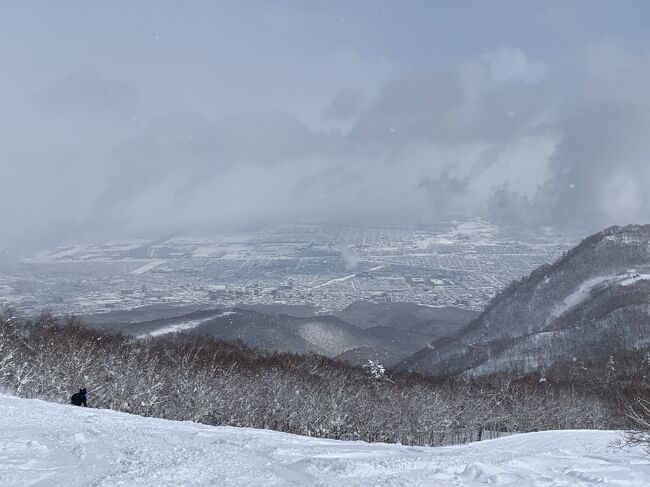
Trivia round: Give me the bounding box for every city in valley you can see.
[0,219,582,316]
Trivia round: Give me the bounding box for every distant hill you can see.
[87,301,476,367]
[234,303,321,318]
[335,301,478,335]
[401,225,650,376]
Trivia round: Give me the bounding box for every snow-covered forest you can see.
[2,309,649,448]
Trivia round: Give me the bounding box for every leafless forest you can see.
[2,309,649,447]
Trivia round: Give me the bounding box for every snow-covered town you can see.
[0,220,579,315]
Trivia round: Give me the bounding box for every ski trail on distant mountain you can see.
[137,312,238,338]
[552,271,650,318]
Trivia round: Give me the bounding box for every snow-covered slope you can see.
[1,395,649,486]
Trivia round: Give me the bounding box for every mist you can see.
[2,1,650,251]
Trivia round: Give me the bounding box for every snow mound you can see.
[1,394,649,486]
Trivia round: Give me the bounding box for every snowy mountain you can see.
[1,394,648,486]
[402,225,650,376]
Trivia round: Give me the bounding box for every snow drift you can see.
[1,394,649,486]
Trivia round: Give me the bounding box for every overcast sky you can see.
[2,1,650,250]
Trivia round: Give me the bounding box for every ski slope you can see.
[137,311,238,338]
[552,271,650,318]
[1,394,649,486]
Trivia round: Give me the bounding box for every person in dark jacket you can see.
[70,388,87,407]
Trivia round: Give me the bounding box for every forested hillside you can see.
[402,225,650,377]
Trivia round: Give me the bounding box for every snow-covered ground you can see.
[1,394,649,486]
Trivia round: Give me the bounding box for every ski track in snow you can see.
[1,395,650,486]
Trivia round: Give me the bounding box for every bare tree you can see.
[626,398,650,452]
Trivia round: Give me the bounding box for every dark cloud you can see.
[488,184,535,226]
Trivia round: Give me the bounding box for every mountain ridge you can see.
[400,224,650,376]
[87,303,474,366]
